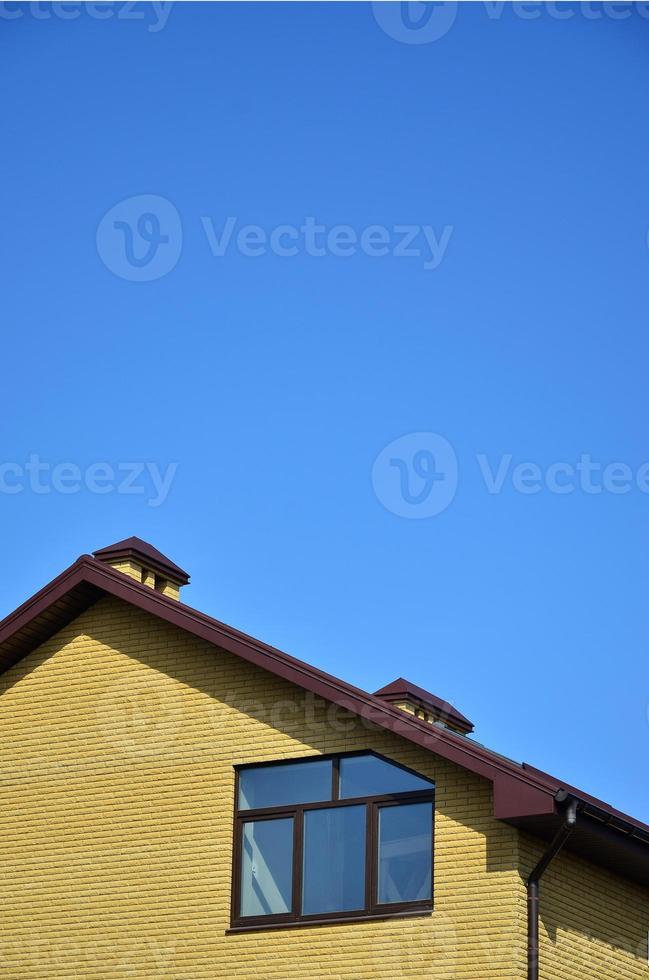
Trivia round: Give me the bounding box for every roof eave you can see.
[1,555,647,878]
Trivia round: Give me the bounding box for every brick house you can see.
[0,537,647,978]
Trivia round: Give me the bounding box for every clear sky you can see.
[2,2,649,821]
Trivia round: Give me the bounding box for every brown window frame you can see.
[229,750,435,932]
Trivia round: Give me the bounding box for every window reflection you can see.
[302,805,366,915]
[377,803,433,905]
[241,818,293,917]
[340,754,433,799]
[239,759,332,810]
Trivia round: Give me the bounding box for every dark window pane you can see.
[377,803,433,905]
[240,818,293,917]
[302,805,366,915]
[339,754,434,799]
[239,759,332,810]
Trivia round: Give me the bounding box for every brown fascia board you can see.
[1,555,648,860]
[520,763,649,841]
[0,557,105,673]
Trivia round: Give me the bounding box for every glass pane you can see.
[377,803,433,905]
[302,805,366,915]
[239,759,332,810]
[240,818,293,917]
[340,754,433,799]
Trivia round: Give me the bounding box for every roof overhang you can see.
[1,555,647,888]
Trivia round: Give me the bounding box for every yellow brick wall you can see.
[106,560,180,599]
[517,832,648,979]
[0,593,645,978]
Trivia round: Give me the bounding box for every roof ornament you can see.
[93,536,190,600]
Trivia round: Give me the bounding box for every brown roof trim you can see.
[0,556,554,815]
[520,763,649,840]
[1,554,648,877]
[0,572,103,676]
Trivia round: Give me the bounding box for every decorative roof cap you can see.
[93,536,190,586]
[374,677,474,735]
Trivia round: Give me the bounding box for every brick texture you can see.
[0,595,645,978]
[517,833,648,979]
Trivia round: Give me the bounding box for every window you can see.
[302,805,366,915]
[240,818,293,917]
[340,753,433,798]
[239,758,332,810]
[377,802,433,905]
[232,751,434,929]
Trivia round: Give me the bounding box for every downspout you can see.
[527,794,578,980]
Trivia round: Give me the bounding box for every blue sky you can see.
[2,2,649,821]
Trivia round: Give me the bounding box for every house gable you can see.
[0,548,647,978]
[1,548,648,889]
[0,594,523,978]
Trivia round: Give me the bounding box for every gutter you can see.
[527,793,578,980]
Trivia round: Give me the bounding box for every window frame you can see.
[230,750,435,931]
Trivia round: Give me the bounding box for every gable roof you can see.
[0,550,648,888]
